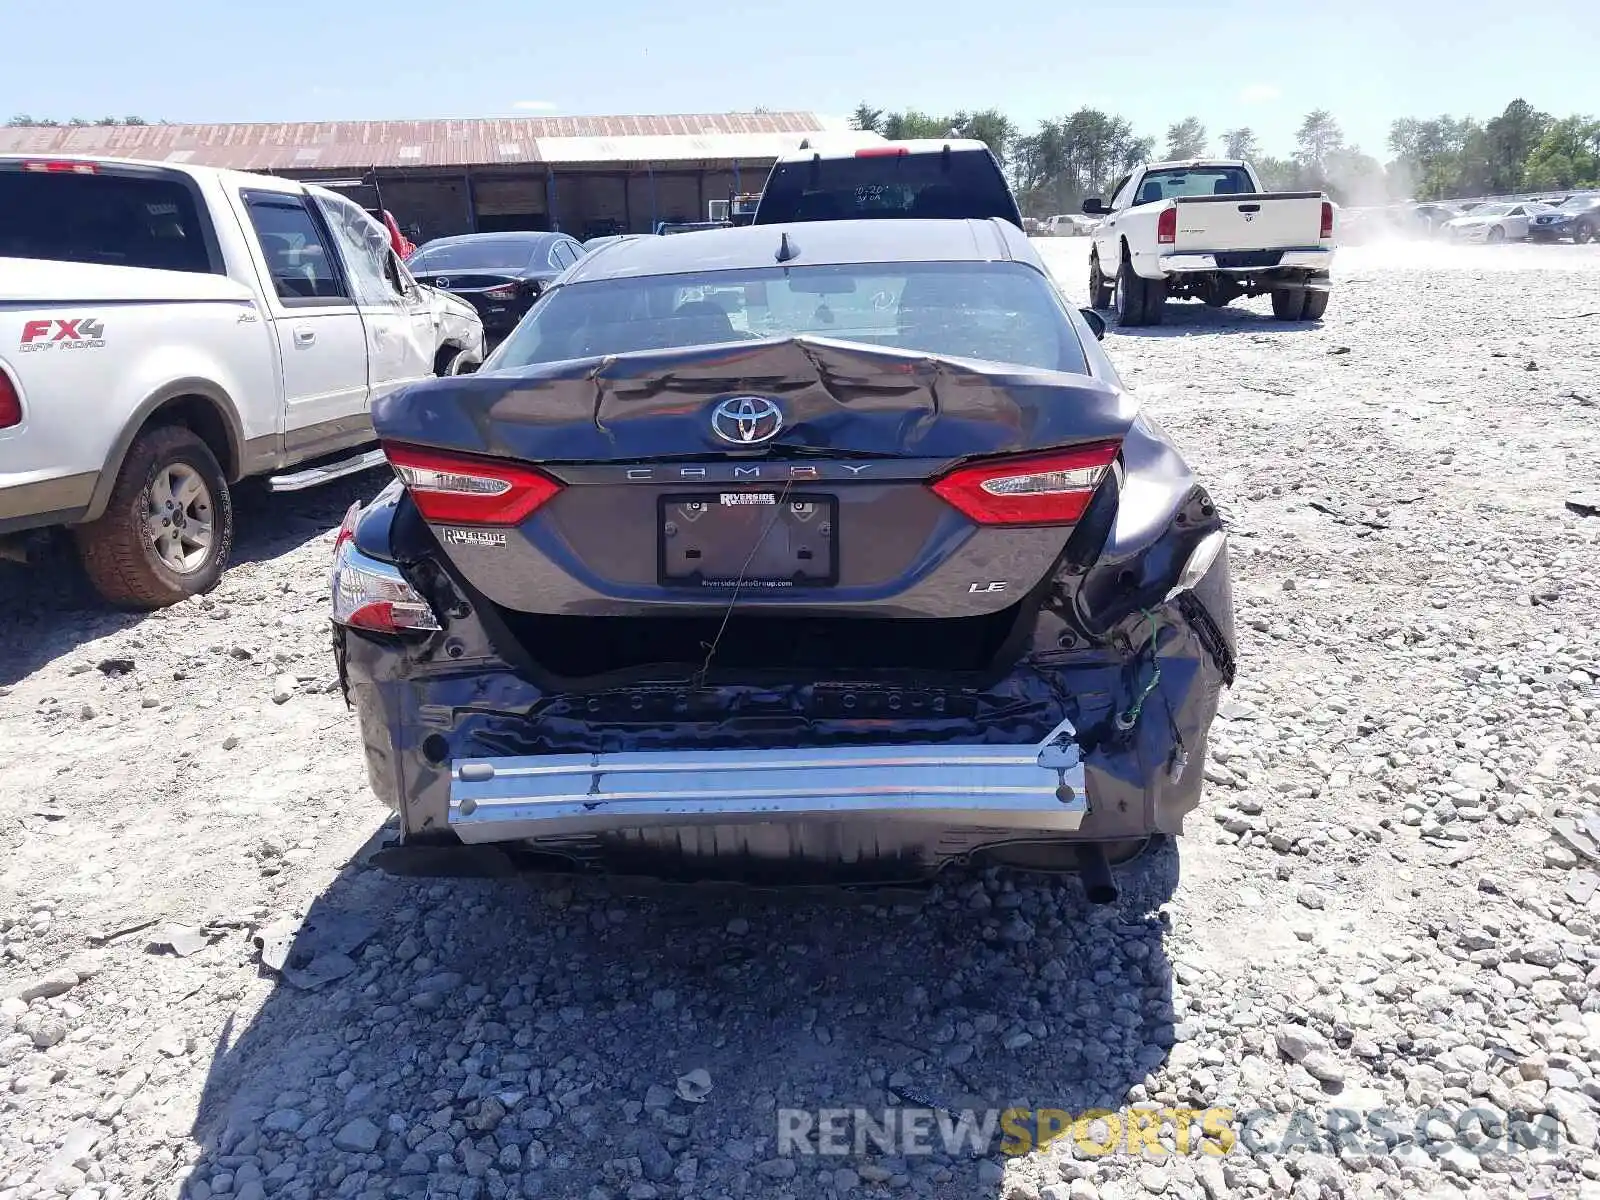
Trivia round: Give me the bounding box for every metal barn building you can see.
[0,112,883,242]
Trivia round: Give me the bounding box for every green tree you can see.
[1164,116,1207,159]
[949,109,1017,165]
[1522,115,1600,189]
[1221,127,1260,161]
[1293,110,1345,187]
[1483,99,1551,192]
[850,104,884,134]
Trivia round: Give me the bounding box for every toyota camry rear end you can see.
[330,219,1235,894]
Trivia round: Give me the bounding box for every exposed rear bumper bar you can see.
[1158,249,1333,276]
[448,720,1088,844]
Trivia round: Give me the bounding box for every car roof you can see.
[562,218,1035,283]
[417,231,564,249]
[770,137,992,163]
[1140,159,1249,172]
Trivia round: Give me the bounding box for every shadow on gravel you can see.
[181,844,1179,1199]
[1101,302,1326,338]
[0,466,389,687]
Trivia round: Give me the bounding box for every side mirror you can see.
[1081,198,1108,216]
[1079,309,1107,341]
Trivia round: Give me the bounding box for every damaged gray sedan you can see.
[329,219,1236,900]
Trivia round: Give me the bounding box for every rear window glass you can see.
[489,261,1086,375]
[409,238,545,271]
[0,170,215,273]
[755,151,1021,226]
[1131,167,1255,203]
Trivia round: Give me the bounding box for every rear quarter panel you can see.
[0,298,280,503]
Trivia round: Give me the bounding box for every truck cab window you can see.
[243,195,349,302]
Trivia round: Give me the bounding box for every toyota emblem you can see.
[710,396,783,445]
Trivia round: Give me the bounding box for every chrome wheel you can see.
[143,463,215,574]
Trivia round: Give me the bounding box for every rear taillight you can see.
[0,370,20,430]
[483,284,519,300]
[383,443,562,526]
[1157,206,1177,245]
[329,502,441,634]
[855,146,909,157]
[22,160,97,174]
[930,441,1121,526]
[1320,201,1335,239]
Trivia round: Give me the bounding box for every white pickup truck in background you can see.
[1083,160,1336,327]
[0,155,485,608]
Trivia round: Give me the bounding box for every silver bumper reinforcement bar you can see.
[447,719,1088,844]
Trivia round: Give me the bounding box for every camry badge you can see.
[711,396,783,445]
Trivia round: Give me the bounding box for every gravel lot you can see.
[3,238,1599,1200]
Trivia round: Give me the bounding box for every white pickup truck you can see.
[0,155,485,608]
[1083,159,1336,327]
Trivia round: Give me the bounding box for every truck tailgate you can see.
[1171,192,1325,253]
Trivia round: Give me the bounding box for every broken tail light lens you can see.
[1157,206,1177,245]
[330,502,441,634]
[930,441,1122,526]
[383,443,562,525]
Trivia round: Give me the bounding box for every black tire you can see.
[434,345,479,376]
[1271,289,1308,320]
[1301,289,1330,321]
[1487,226,1506,244]
[74,425,233,610]
[1113,256,1150,326]
[1142,276,1166,326]
[1575,220,1596,245]
[1088,253,1113,308]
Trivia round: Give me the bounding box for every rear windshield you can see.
[0,169,215,273]
[489,261,1086,374]
[754,151,1022,226]
[1132,166,1255,202]
[409,238,544,271]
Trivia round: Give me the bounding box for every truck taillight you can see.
[1321,201,1334,239]
[383,442,562,526]
[0,370,20,429]
[930,441,1122,526]
[22,160,97,174]
[1157,206,1177,245]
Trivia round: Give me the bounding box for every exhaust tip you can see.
[1078,843,1120,906]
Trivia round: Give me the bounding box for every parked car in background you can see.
[1045,213,1093,236]
[753,140,1024,229]
[1084,159,1336,325]
[408,232,586,337]
[1407,202,1461,237]
[329,217,1235,896]
[1527,194,1600,243]
[1441,201,1553,243]
[0,154,483,607]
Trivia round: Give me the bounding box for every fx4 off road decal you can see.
[18,318,107,353]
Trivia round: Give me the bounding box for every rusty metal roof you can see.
[0,112,845,171]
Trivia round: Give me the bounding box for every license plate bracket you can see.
[659,492,837,588]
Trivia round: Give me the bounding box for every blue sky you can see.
[7,0,1598,160]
